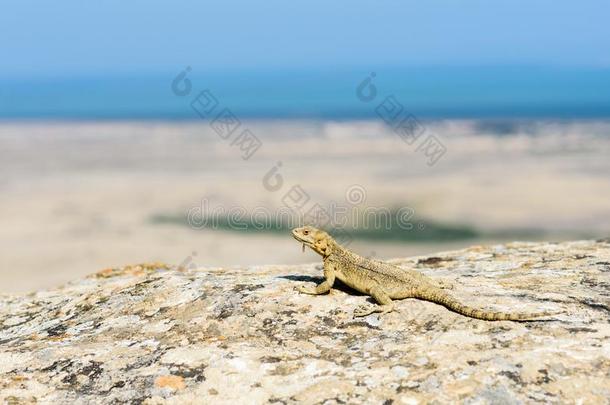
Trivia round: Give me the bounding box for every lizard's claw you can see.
[353,304,375,317]
[354,303,395,317]
[296,284,316,295]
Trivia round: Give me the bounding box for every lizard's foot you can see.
[296,284,318,295]
[353,304,376,317]
[353,304,394,317]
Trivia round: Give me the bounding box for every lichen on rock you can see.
[0,241,609,404]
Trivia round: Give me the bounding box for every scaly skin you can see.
[292,226,560,321]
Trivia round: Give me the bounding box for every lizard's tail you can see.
[413,288,561,321]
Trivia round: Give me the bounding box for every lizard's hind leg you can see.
[353,285,395,317]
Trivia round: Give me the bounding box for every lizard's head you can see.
[292,226,335,257]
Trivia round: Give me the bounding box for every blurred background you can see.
[1,1,610,292]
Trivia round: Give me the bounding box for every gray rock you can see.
[1,241,609,404]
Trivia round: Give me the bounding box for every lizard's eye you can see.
[303,230,309,235]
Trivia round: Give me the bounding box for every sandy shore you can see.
[1,119,609,292]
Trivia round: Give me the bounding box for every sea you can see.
[1,66,610,121]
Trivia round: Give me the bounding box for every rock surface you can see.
[1,241,609,404]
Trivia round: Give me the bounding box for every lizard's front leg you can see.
[354,284,395,317]
[297,261,336,295]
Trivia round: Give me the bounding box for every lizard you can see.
[291,226,560,321]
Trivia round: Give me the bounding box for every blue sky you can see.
[2,1,609,119]
[1,0,609,77]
